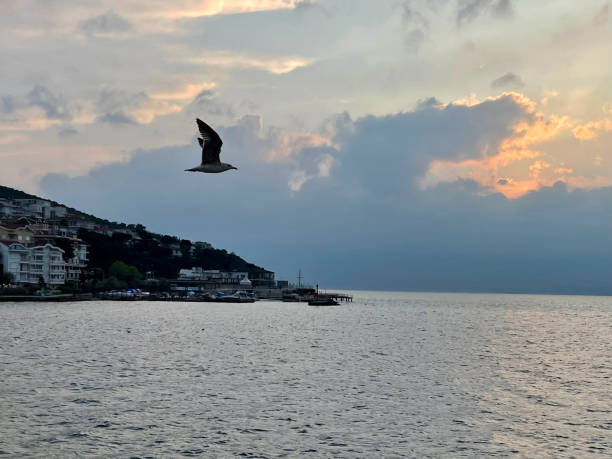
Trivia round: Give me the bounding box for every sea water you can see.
[1,291,611,457]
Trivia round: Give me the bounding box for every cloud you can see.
[187,89,235,119]
[404,29,426,52]
[593,3,610,26]
[457,0,513,25]
[78,11,131,37]
[400,0,514,50]
[491,0,513,19]
[32,85,612,295]
[184,51,312,74]
[294,0,318,12]
[98,112,137,125]
[491,72,525,89]
[149,0,304,19]
[1,96,15,114]
[58,126,78,137]
[27,85,71,120]
[418,93,612,198]
[572,118,612,140]
[38,121,612,294]
[94,87,193,124]
[150,82,216,101]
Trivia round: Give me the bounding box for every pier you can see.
[316,292,353,302]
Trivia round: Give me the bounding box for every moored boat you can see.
[214,290,256,303]
[307,297,339,306]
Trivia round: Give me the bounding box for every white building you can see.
[178,267,251,286]
[0,242,66,285]
[0,198,67,220]
[64,242,88,282]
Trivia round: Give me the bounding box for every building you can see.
[0,198,68,220]
[0,242,66,285]
[249,269,275,288]
[189,241,213,255]
[23,221,89,282]
[64,241,88,282]
[0,199,17,218]
[174,267,252,292]
[0,224,34,244]
[169,243,182,257]
[178,267,250,284]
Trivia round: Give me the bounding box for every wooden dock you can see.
[316,292,353,302]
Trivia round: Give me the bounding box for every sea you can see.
[1,291,611,457]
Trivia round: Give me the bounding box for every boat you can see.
[214,290,256,303]
[307,297,339,306]
[282,292,302,302]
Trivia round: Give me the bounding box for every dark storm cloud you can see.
[27,85,71,120]
[78,11,131,36]
[39,94,612,294]
[330,93,528,196]
[491,72,525,89]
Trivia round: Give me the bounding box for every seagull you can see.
[185,118,237,173]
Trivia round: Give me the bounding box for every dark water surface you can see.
[1,292,612,457]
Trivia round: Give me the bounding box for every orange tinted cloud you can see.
[572,118,612,140]
[150,82,216,100]
[186,51,312,74]
[422,93,611,198]
[152,0,301,19]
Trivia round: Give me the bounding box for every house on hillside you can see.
[189,241,212,255]
[0,242,66,285]
[0,224,34,244]
[169,243,182,257]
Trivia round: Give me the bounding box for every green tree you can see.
[109,261,142,282]
[95,276,126,291]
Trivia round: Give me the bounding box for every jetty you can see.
[314,292,353,302]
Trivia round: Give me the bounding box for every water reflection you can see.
[0,293,611,456]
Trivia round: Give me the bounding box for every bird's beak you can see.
[232,166,238,170]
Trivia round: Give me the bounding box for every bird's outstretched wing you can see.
[196,118,223,164]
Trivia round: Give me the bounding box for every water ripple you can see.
[1,292,611,456]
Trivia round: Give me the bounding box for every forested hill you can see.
[0,185,36,200]
[0,185,269,280]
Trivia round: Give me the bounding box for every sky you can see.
[1,0,611,294]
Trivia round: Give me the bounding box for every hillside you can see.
[0,185,270,282]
